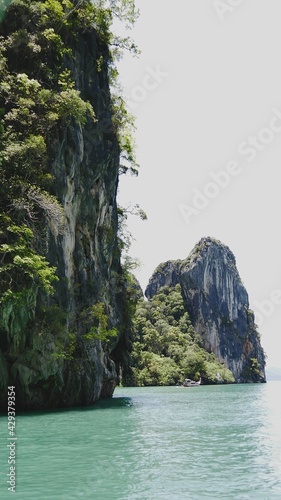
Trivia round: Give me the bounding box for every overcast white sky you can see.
[117,0,281,370]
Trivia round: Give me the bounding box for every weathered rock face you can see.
[0,22,129,410]
[146,237,266,383]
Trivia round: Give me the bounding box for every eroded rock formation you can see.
[146,237,266,383]
[0,5,131,410]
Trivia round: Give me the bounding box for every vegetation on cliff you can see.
[128,284,235,386]
[0,2,265,405]
[143,238,266,384]
[0,0,141,408]
[0,0,138,308]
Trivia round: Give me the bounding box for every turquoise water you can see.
[1,382,281,499]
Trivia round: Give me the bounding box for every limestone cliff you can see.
[0,2,133,409]
[146,237,266,383]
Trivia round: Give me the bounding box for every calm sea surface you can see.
[1,382,281,499]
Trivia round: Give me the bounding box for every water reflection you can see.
[0,395,134,420]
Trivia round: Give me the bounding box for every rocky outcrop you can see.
[0,6,130,410]
[146,237,266,383]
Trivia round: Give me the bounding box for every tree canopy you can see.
[129,284,235,386]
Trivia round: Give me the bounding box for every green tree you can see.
[128,284,235,386]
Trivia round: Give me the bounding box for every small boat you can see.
[182,378,201,387]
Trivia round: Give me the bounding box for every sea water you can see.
[1,382,281,499]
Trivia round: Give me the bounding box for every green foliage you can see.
[0,0,139,206]
[0,217,58,302]
[33,304,76,360]
[0,0,139,351]
[52,332,77,360]
[200,352,235,384]
[0,221,58,350]
[91,1,140,178]
[130,284,235,386]
[111,95,139,176]
[54,88,95,124]
[241,357,262,382]
[132,352,181,387]
[0,62,95,209]
[106,0,139,27]
[82,302,117,343]
[117,204,147,256]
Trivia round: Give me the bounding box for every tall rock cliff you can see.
[146,237,266,383]
[0,1,134,409]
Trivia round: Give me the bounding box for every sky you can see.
[116,0,281,370]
